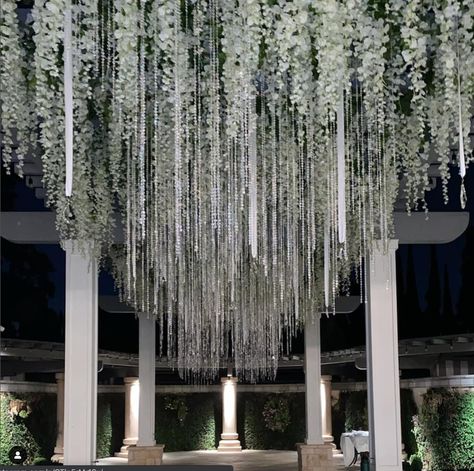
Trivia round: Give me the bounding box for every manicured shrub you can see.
[0,392,56,465]
[155,393,217,451]
[97,396,113,458]
[409,454,423,471]
[400,389,418,457]
[333,389,418,456]
[238,393,305,450]
[415,388,474,471]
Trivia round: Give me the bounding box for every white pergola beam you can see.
[2,211,468,245]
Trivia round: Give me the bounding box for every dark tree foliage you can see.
[1,238,63,341]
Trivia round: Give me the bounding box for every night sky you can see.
[2,161,474,354]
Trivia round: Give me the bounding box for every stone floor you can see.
[97,450,357,470]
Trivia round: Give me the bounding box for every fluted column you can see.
[321,375,334,445]
[51,373,64,463]
[217,377,241,452]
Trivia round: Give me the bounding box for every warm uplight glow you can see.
[223,379,236,434]
[320,382,326,432]
[130,379,140,439]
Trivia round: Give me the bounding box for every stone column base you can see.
[217,439,242,452]
[50,454,64,464]
[127,445,165,465]
[323,435,337,450]
[114,445,130,459]
[297,443,337,471]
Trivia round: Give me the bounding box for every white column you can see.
[138,314,156,447]
[304,315,323,445]
[412,388,427,412]
[51,373,64,463]
[366,240,402,471]
[63,241,98,465]
[321,375,334,445]
[116,377,139,457]
[218,377,242,452]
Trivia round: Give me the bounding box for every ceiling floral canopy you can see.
[1,0,473,380]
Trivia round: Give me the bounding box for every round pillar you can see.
[218,376,241,452]
[116,377,139,457]
[321,375,334,445]
[51,373,64,463]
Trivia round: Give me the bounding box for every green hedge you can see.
[0,392,56,465]
[155,393,217,451]
[0,392,125,464]
[332,389,417,456]
[415,389,474,471]
[96,394,124,459]
[236,393,305,450]
[400,389,418,458]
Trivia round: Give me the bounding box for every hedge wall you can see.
[415,389,474,471]
[332,389,418,457]
[0,392,124,464]
[0,392,56,465]
[96,394,124,459]
[236,392,305,450]
[155,393,217,451]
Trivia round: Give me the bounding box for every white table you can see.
[340,431,369,467]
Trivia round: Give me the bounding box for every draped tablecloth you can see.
[340,431,369,467]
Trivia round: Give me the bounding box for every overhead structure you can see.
[1,0,473,381]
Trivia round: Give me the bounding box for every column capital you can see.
[305,313,322,325]
[55,372,64,381]
[63,239,96,255]
[124,377,139,385]
[373,239,399,253]
[221,376,238,385]
[321,375,332,383]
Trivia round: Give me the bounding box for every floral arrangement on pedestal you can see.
[0,0,473,380]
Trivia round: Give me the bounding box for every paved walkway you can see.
[97,450,356,471]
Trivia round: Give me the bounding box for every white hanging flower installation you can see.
[1,0,473,381]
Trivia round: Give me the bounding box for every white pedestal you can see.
[218,377,241,452]
[115,377,139,458]
[321,375,335,447]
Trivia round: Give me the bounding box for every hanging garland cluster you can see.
[1,0,473,381]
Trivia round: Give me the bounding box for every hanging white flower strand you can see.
[1,0,473,381]
[63,0,74,197]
